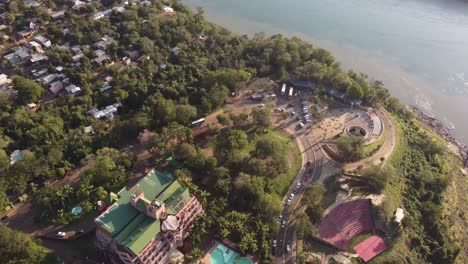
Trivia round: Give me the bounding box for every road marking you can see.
[282,136,319,264]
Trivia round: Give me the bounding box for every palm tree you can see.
[196,190,210,207]
[56,189,65,208]
[63,184,74,203]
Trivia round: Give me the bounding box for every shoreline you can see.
[409,105,468,168]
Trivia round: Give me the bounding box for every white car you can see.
[289,193,295,199]
[278,215,283,221]
[281,220,286,228]
[273,240,277,247]
[286,244,291,252]
[286,198,292,205]
[56,231,66,238]
[296,182,301,189]
[258,103,265,107]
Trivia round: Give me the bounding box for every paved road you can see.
[3,144,152,237]
[345,108,397,170]
[272,95,325,264]
[274,107,397,263]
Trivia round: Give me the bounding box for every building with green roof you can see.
[94,170,204,264]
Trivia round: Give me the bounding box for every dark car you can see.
[1,215,8,222]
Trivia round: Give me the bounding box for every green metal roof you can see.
[95,170,190,255]
[114,214,161,254]
[166,156,183,169]
[157,181,191,215]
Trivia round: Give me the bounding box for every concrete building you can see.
[95,170,204,264]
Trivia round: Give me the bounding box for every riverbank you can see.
[409,105,468,169]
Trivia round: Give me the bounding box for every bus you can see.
[191,118,205,128]
[281,83,286,96]
[288,87,294,99]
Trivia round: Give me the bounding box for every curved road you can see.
[345,108,397,170]
[273,99,325,264]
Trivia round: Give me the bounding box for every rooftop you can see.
[95,170,190,255]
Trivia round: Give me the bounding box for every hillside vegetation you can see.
[376,101,465,264]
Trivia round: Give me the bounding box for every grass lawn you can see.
[347,233,372,252]
[270,129,302,197]
[363,128,386,157]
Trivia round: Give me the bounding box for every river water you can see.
[185,0,468,143]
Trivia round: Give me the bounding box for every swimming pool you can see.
[209,243,252,264]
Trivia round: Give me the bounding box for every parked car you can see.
[286,198,292,205]
[1,215,8,222]
[298,122,305,128]
[286,244,291,252]
[281,220,286,228]
[296,182,301,189]
[278,215,283,221]
[56,231,66,238]
[257,103,265,107]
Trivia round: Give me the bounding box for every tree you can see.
[173,143,196,162]
[230,112,248,126]
[12,76,44,105]
[252,107,271,128]
[83,156,126,192]
[215,129,248,151]
[0,225,55,264]
[302,183,325,207]
[359,165,391,193]
[0,181,10,211]
[336,136,365,162]
[346,81,364,99]
[175,104,197,125]
[216,114,231,126]
[0,149,8,168]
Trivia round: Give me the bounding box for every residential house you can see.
[37,73,58,84]
[30,53,48,63]
[71,45,82,54]
[16,30,33,40]
[4,46,31,64]
[72,0,86,11]
[49,80,65,95]
[163,6,174,13]
[94,11,105,20]
[72,53,85,62]
[31,68,48,78]
[26,103,38,112]
[33,35,51,48]
[51,10,66,20]
[0,74,11,86]
[93,55,111,66]
[25,0,41,7]
[84,126,94,135]
[10,150,26,165]
[95,170,204,264]
[94,35,115,50]
[122,56,131,66]
[87,103,121,119]
[65,84,81,94]
[26,41,45,53]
